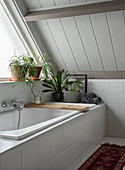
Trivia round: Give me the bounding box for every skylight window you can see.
[0,4,26,78]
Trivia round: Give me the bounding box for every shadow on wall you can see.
[106,104,125,138]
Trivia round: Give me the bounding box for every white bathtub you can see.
[0,103,95,140]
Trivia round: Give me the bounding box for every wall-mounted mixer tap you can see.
[2,100,24,111]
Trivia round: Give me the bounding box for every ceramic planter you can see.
[30,66,42,81]
[63,91,81,103]
[53,92,63,102]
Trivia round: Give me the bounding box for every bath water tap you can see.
[2,100,24,111]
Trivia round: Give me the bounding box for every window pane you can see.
[0,5,26,78]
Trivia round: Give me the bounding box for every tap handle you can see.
[2,101,8,108]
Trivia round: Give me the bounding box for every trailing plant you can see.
[38,52,56,80]
[9,52,38,82]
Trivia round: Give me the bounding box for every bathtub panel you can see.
[71,115,81,143]
[63,120,73,151]
[97,105,105,142]
[22,137,38,170]
[51,124,64,158]
[41,153,63,170]
[0,104,105,170]
[38,130,52,169]
[1,146,21,170]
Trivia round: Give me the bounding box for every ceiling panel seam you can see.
[37,0,42,8]
[59,18,80,72]
[89,15,105,71]
[69,0,92,71]
[36,0,68,70]
[73,16,92,71]
[53,0,79,71]
[45,20,68,70]
[105,12,118,71]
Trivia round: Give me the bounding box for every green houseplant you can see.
[42,67,71,102]
[9,52,42,82]
[63,78,85,102]
[9,54,28,81]
[9,52,42,103]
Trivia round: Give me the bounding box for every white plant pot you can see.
[63,91,81,103]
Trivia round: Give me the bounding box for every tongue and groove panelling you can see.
[21,0,125,71]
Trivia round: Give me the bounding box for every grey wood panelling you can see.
[24,0,41,9]
[70,0,86,4]
[60,17,91,71]
[39,0,54,8]
[33,20,67,70]
[20,0,125,71]
[75,15,104,71]
[107,11,125,70]
[90,13,117,71]
[28,0,67,70]
[41,0,79,71]
[54,0,91,71]
[47,18,79,71]
[54,0,70,6]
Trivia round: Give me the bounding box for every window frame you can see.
[0,0,43,81]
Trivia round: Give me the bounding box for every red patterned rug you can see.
[78,143,125,170]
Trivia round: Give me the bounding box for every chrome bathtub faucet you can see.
[2,100,24,111]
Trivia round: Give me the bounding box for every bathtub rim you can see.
[0,103,105,154]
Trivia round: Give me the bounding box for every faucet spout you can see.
[2,100,24,111]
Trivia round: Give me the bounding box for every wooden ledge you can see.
[25,103,89,111]
[24,0,125,22]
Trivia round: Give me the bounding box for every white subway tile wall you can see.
[88,79,125,138]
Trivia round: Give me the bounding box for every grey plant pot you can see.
[63,91,81,103]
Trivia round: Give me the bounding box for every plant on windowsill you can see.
[9,52,42,82]
[63,78,85,103]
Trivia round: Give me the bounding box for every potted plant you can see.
[9,52,42,82]
[9,54,28,81]
[27,52,42,81]
[42,67,71,102]
[63,78,85,103]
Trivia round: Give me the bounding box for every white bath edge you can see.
[0,103,104,154]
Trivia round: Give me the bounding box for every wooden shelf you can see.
[25,102,89,111]
[24,0,125,22]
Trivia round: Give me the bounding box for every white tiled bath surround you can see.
[0,104,105,170]
[88,79,125,138]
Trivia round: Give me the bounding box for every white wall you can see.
[88,79,125,138]
[0,81,52,113]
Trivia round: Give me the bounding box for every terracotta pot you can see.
[30,66,42,81]
[10,65,27,81]
[53,92,63,102]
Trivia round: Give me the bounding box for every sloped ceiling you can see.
[16,0,125,72]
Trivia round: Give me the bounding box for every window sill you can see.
[0,78,44,84]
